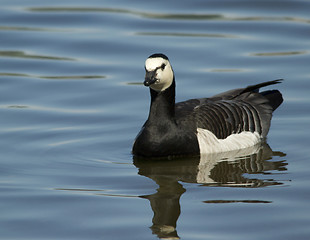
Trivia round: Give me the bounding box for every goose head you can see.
[144,53,174,92]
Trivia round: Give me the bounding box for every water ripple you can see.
[0,25,70,32]
[251,51,308,57]
[27,7,310,24]
[0,50,75,61]
[0,72,105,80]
[0,104,101,114]
[136,32,238,38]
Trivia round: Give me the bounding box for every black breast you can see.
[132,120,199,158]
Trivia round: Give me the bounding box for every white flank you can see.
[196,128,261,154]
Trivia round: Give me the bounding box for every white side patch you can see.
[196,128,261,154]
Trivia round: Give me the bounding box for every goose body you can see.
[132,53,283,158]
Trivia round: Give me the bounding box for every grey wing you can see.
[175,95,271,139]
[209,79,282,101]
[175,80,282,139]
[194,94,273,139]
[175,99,200,118]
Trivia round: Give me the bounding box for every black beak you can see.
[144,70,157,87]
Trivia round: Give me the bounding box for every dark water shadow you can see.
[133,143,287,239]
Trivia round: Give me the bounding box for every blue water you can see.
[1,0,310,239]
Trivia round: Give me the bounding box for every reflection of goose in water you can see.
[133,143,287,239]
[197,143,286,187]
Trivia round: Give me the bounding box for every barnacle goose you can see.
[132,53,283,158]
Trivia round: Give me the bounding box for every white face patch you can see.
[145,57,174,92]
[145,57,167,71]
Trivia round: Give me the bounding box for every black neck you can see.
[148,79,176,122]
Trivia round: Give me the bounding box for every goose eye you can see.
[160,63,166,70]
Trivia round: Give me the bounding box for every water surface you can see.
[1,0,310,239]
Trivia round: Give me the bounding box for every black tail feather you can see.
[241,79,283,94]
[239,79,283,111]
[261,90,283,111]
